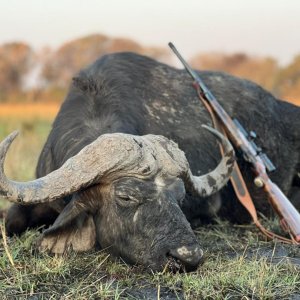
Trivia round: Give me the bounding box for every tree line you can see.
[0,34,299,105]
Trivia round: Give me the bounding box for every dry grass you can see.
[0,223,299,299]
[0,104,54,209]
[0,103,59,120]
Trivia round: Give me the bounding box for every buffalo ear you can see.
[72,75,99,95]
[37,192,96,254]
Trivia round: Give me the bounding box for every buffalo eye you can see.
[115,192,139,207]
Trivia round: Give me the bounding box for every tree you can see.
[42,34,170,88]
[0,42,34,99]
[190,52,279,92]
[276,55,300,105]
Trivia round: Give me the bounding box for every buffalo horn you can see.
[0,132,144,204]
[183,125,235,197]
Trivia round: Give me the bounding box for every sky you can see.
[0,0,299,65]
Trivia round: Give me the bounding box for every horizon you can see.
[0,0,300,65]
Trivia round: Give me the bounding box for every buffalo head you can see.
[0,126,234,271]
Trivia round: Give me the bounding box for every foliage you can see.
[0,42,34,98]
[0,34,299,106]
[276,55,300,104]
[41,34,170,89]
[190,52,279,93]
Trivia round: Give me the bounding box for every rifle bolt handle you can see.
[254,177,264,188]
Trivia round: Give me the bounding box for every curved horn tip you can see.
[201,124,235,156]
[0,131,19,157]
[201,124,224,140]
[9,130,19,139]
[2,131,19,143]
[1,130,19,145]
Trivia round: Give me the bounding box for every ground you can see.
[0,220,300,299]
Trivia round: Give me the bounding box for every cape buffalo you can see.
[1,52,300,271]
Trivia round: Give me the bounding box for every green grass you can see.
[1,113,300,299]
[0,116,52,209]
[1,223,299,299]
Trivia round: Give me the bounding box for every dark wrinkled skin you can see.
[5,52,300,270]
[94,177,201,270]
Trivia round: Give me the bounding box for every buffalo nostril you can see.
[168,245,204,271]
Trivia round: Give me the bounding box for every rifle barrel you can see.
[168,43,199,80]
[169,42,258,159]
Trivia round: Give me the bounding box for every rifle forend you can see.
[233,118,276,173]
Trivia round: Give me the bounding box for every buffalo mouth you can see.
[165,253,204,273]
[165,254,185,273]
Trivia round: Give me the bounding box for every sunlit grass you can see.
[0,103,59,120]
[0,104,54,209]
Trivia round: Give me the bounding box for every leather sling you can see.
[195,85,296,244]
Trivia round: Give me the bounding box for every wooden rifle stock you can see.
[257,168,300,242]
[169,42,300,243]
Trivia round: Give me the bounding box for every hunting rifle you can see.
[169,42,300,243]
